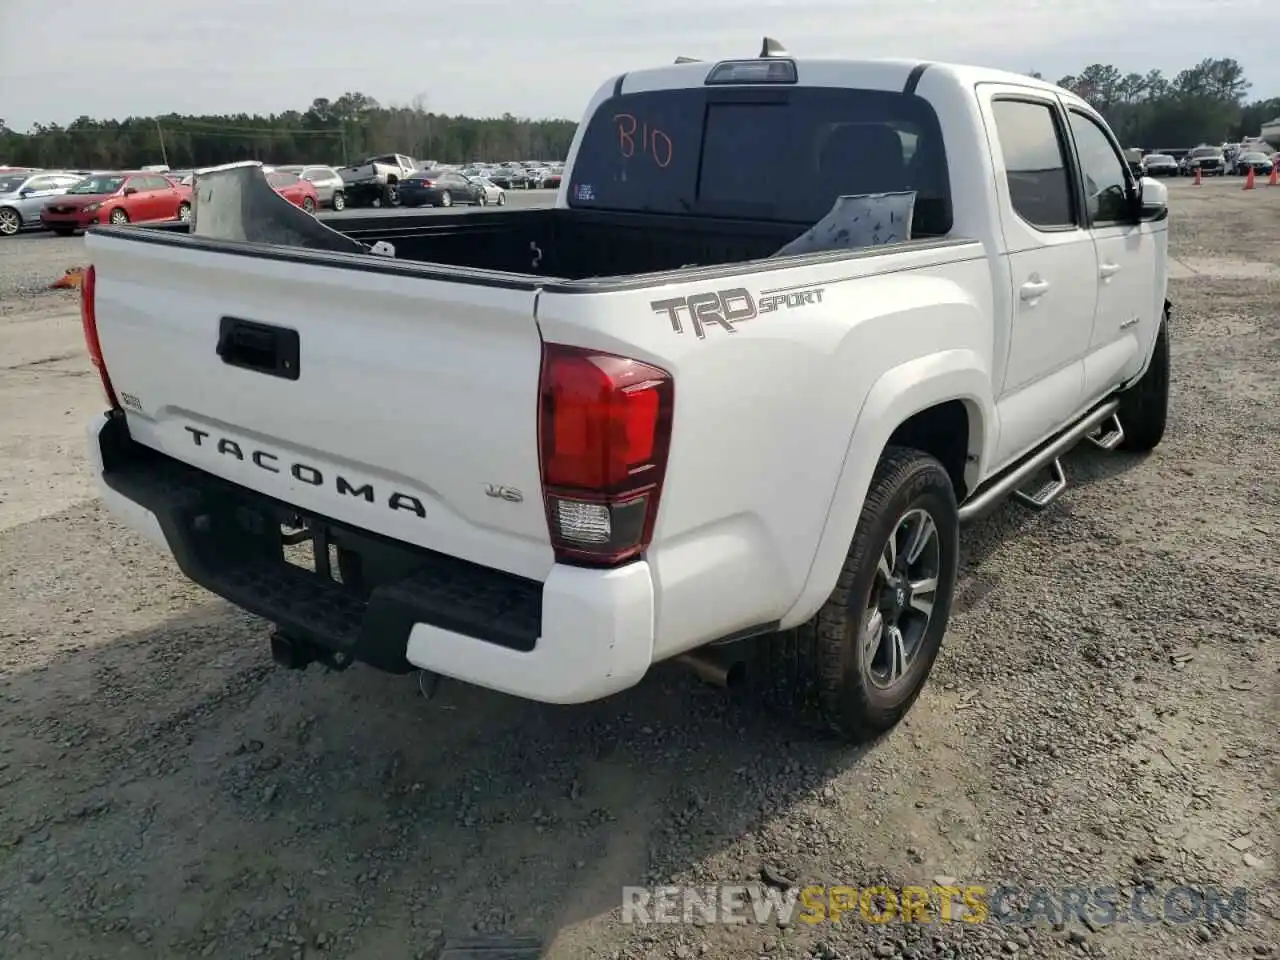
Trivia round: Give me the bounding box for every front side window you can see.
[1068,111,1130,224]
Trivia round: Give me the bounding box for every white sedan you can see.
[469,176,507,206]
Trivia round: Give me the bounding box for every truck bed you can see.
[331,207,807,280]
[135,204,949,284]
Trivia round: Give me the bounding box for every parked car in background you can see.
[1140,153,1179,177]
[0,170,85,236]
[1231,151,1274,176]
[338,153,418,207]
[39,172,192,234]
[275,165,347,210]
[488,166,527,189]
[471,175,507,205]
[398,168,485,207]
[264,170,321,212]
[1186,145,1226,175]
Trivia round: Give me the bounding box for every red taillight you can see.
[538,343,674,566]
[80,265,120,410]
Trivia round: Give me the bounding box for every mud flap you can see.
[189,161,372,255]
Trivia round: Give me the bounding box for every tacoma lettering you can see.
[182,425,425,518]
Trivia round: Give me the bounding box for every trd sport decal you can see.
[650,285,826,338]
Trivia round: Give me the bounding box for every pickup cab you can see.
[81,45,1171,742]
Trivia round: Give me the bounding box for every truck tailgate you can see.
[86,231,555,581]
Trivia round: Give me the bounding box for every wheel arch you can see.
[778,351,993,630]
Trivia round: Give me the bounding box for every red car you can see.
[266,170,320,213]
[40,172,192,234]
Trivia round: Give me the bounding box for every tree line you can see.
[1036,57,1277,148]
[0,92,578,170]
[1,58,1276,171]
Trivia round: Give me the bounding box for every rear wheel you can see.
[477,192,487,206]
[438,191,453,208]
[758,447,959,742]
[383,183,400,207]
[497,192,506,206]
[0,207,21,236]
[331,191,346,211]
[1116,310,1170,451]
[109,208,129,225]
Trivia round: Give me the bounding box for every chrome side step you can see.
[1013,458,1067,509]
[957,399,1120,525]
[1087,412,1125,450]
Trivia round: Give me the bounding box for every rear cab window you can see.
[567,81,952,236]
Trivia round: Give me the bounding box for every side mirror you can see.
[18,188,32,197]
[122,186,137,196]
[1135,176,1167,221]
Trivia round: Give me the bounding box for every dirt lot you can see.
[0,181,1276,960]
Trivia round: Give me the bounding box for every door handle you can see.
[1099,262,1122,279]
[1019,279,1050,301]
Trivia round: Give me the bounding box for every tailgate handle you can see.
[216,317,300,381]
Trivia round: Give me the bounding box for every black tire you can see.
[177,202,191,222]
[302,196,316,213]
[759,447,959,742]
[331,191,346,211]
[476,192,487,206]
[497,192,506,206]
[383,184,400,207]
[438,191,452,208]
[1116,310,1170,452]
[108,208,129,225]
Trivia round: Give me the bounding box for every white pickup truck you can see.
[81,44,1171,742]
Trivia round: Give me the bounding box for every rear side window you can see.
[567,86,952,234]
[991,99,1076,230]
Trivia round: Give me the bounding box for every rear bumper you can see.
[89,412,655,703]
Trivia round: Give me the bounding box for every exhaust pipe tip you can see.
[677,648,748,689]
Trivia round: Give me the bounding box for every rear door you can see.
[86,232,555,579]
[142,174,177,219]
[1062,106,1164,399]
[978,88,1100,466]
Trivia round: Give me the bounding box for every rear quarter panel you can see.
[536,241,994,659]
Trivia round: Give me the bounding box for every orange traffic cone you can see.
[48,266,84,290]
[1244,167,1256,190]
[1269,165,1278,187]
[1193,167,1202,185]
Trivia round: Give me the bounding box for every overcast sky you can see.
[2,0,1277,130]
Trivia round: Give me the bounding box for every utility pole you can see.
[155,120,169,166]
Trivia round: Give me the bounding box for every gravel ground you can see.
[0,181,1276,960]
